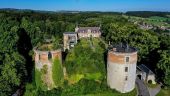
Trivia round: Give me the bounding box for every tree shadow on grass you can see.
[17,28,33,82]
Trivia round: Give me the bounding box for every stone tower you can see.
[34,47,62,89]
[107,45,137,93]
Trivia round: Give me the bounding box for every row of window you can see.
[125,57,129,81]
[79,31,100,33]
[38,52,52,60]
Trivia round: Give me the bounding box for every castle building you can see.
[34,47,62,89]
[75,26,101,38]
[63,26,101,51]
[107,45,137,93]
[63,32,78,51]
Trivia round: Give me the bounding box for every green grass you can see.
[146,83,158,88]
[157,88,170,96]
[52,59,64,87]
[24,83,37,96]
[68,74,84,84]
[84,87,137,96]
[127,15,170,27]
[85,73,102,80]
[148,16,170,21]
[35,68,47,90]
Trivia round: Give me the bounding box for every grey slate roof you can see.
[138,64,154,75]
[77,27,100,33]
[63,32,77,35]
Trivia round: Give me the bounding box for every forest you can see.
[0,9,170,96]
[126,11,170,18]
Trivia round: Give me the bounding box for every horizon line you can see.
[0,8,170,13]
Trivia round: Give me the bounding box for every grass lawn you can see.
[52,59,64,87]
[35,68,47,90]
[157,88,170,96]
[85,87,137,96]
[147,83,158,88]
[126,15,170,27]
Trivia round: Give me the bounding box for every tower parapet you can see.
[34,48,62,70]
[107,45,137,93]
[34,44,63,90]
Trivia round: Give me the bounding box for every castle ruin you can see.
[34,45,62,89]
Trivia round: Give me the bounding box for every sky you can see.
[0,0,170,12]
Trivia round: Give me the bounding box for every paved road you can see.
[148,84,161,96]
[136,78,150,96]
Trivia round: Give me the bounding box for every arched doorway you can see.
[137,74,142,80]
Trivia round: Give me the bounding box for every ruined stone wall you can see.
[34,48,62,89]
[34,49,62,70]
[107,51,137,93]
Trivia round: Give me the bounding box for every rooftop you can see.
[63,32,77,35]
[137,64,154,75]
[77,27,100,32]
[109,44,137,53]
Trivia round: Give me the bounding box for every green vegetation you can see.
[126,11,170,18]
[157,88,170,96]
[85,87,137,96]
[35,68,47,90]
[24,83,37,96]
[41,65,48,74]
[52,59,64,87]
[126,15,170,28]
[62,79,137,96]
[0,9,170,95]
[65,38,106,83]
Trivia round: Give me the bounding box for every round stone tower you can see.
[107,45,137,93]
[34,45,63,89]
[34,48,62,70]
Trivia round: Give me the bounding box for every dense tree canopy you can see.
[0,9,170,95]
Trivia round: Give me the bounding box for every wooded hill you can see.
[0,9,170,96]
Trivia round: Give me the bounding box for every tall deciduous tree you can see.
[157,50,170,86]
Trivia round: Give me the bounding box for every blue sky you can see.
[0,0,170,12]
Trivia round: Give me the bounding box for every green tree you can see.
[0,53,26,96]
[157,50,170,86]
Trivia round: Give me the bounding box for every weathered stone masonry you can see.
[34,47,62,89]
[107,46,137,93]
[34,48,62,70]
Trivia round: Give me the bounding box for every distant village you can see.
[134,21,170,32]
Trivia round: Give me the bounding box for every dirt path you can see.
[88,38,95,51]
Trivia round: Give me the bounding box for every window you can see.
[39,54,41,60]
[125,76,128,81]
[125,67,128,72]
[48,52,52,60]
[126,57,129,62]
